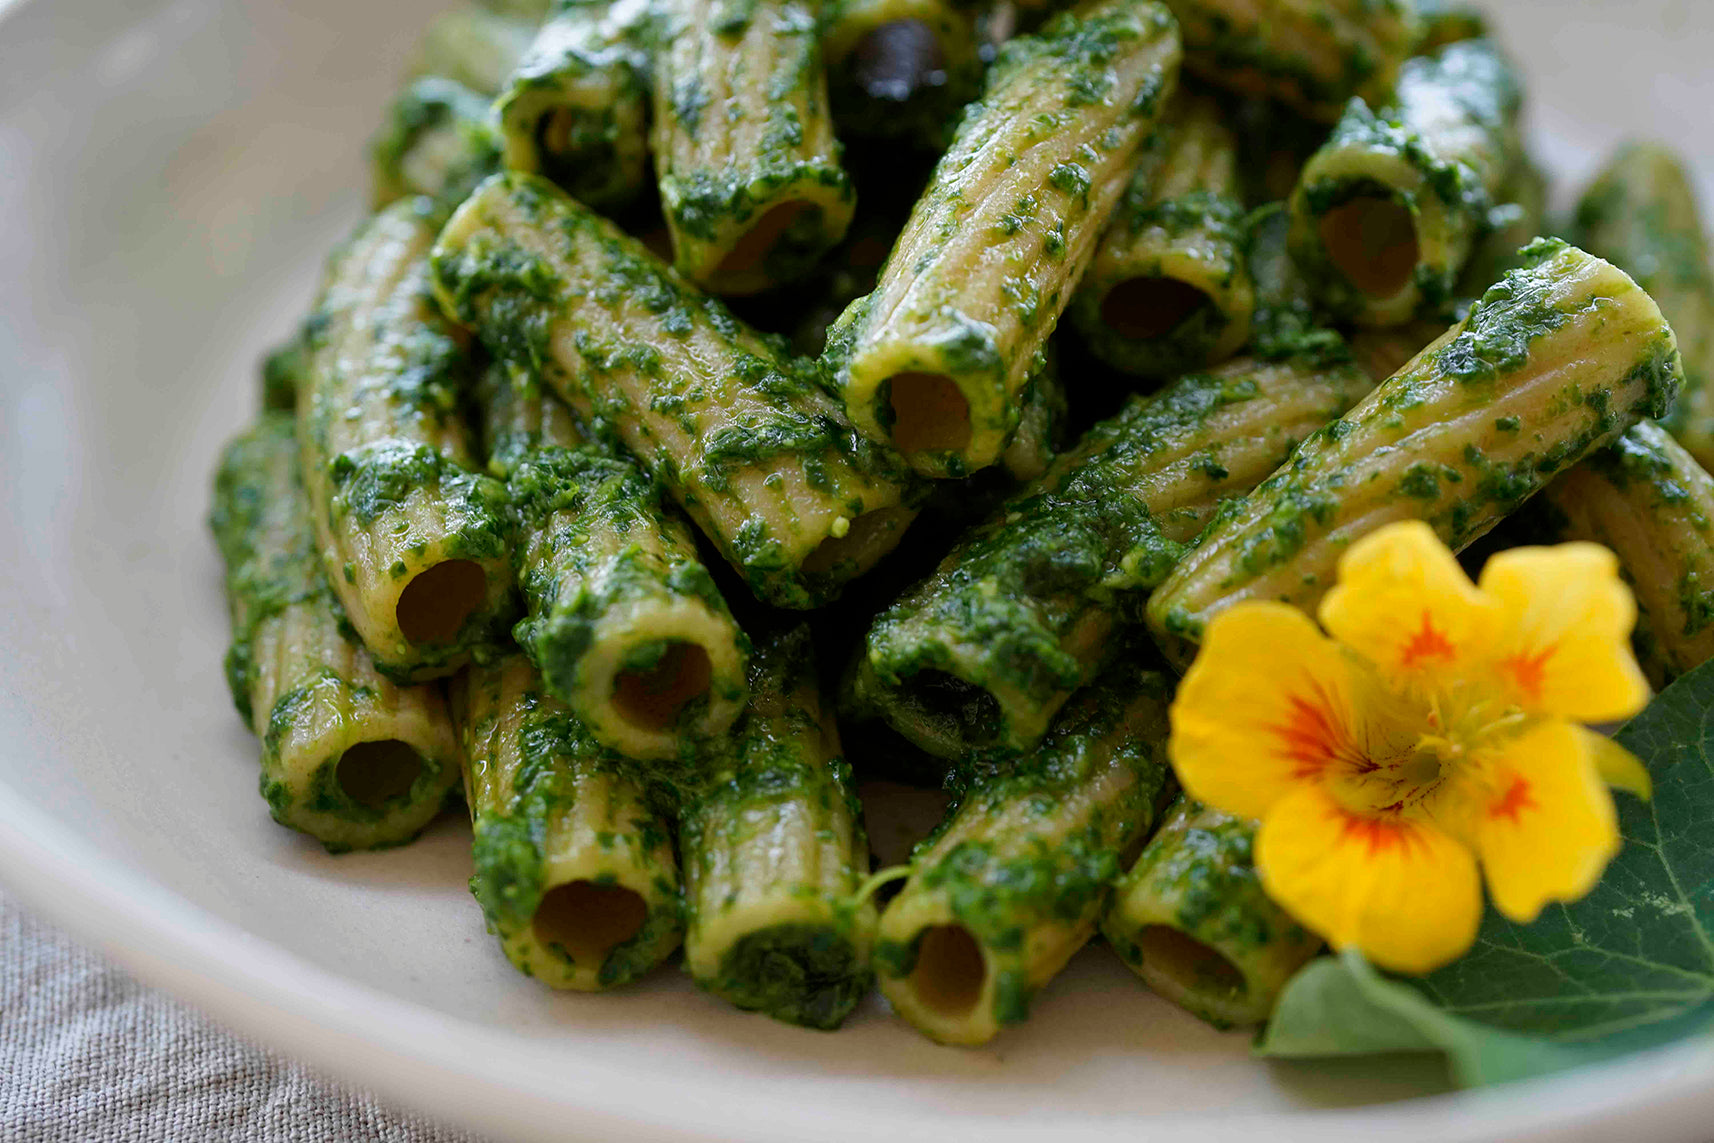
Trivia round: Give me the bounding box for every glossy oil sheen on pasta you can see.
[297,199,516,682]
[1150,239,1686,645]
[826,0,1183,477]
[432,171,923,609]
[479,367,751,762]
[198,0,1714,1051]
[211,413,461,852]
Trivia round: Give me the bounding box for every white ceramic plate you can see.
[4,1,1714,1140]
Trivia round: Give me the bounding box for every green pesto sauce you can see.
[673,628,871,1028]
[1072,174,1250,376]
[1432,238,1574,383]
[506,442,742,717]
[1583,424,1714,640]
[1244,205,1350,366]
[992,3,1175,118]
[865,477,1178,732]
[1415,0,1491,52]
[327,442,511,551]
[299,216,517,674]
[823,8,984,148]
[703,922,872,1030]
[654,0,850,285]
[1579,192,1712,296]
[873,660,1172,1025]
[433,173,922,606]
[1298,40,1521,317]
[259,671,450,852]
[835,0,1177,407]
[260,334,308,412]
[1175,0,1413,110]
[1152,240,1685,640]
[209,414,332,724]
[868,364,1316,731]
[1104,801,1312,1030]
[370,77,502,214]
[469,685,680,988]
[498,0,654,209]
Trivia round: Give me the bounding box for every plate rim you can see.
[6,771,1714,1143]
[5,0,1714,1137]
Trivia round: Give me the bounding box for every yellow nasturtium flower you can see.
[1169,521,1653,975]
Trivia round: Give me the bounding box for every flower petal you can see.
[1477,543,1650,722]
[1171,602,1368,821]
[1256,784,1483,976]
[1319,520,1495,691]
[1476,719,1622,923]
[1582,728,1652,800]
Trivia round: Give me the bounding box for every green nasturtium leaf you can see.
[1258,656,1714,1086]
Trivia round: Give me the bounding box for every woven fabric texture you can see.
[0,891,484,1143]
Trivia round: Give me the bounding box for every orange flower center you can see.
[1305,674,1533,828]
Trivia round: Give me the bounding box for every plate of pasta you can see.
[6,0,1714,1139]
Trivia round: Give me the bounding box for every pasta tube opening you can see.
[395,558,490,646]
[1131,924,1248,1006]
[1317,193,1420,301]
[906,923,988,1020]
[533,110,605,193]
[899,669,1003,751]
[874,657,1172,1044]
[335,739,427,810]
[459,656,685,991]
[1101,800,1324,1028]
[885,372,972,458]
[610,640,715,733]
[1070,92,1253,377]
[711,923,873,1030]
[680,627,876,1029]
[532,879,653,969]
[1098,277,1214,342]
[213,413,463,852]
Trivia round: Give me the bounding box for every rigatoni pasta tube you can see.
[1542,422,1714,690]
[651,0,854,295]
[433,172,923,609]
[1158,0,1419,122]
[679,627,875,1030]
[298,200,515,683]
[1148,240,1686,647]
[210,414,461,852]
[1287,40,1524,326]
[455,655,683,990]
[854,352,1373,760]
[825,0,1182,478]
[1100,799,1321,1028]
[479,368,751,761]
[1070,92,1252,379]
[1572,142,1714,471]
[493,0,653,211]
[873,657,1173,1046]
[370,78,501,214]
[821,0,982,146]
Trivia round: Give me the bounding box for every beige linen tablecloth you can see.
[0,891,484,1142]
